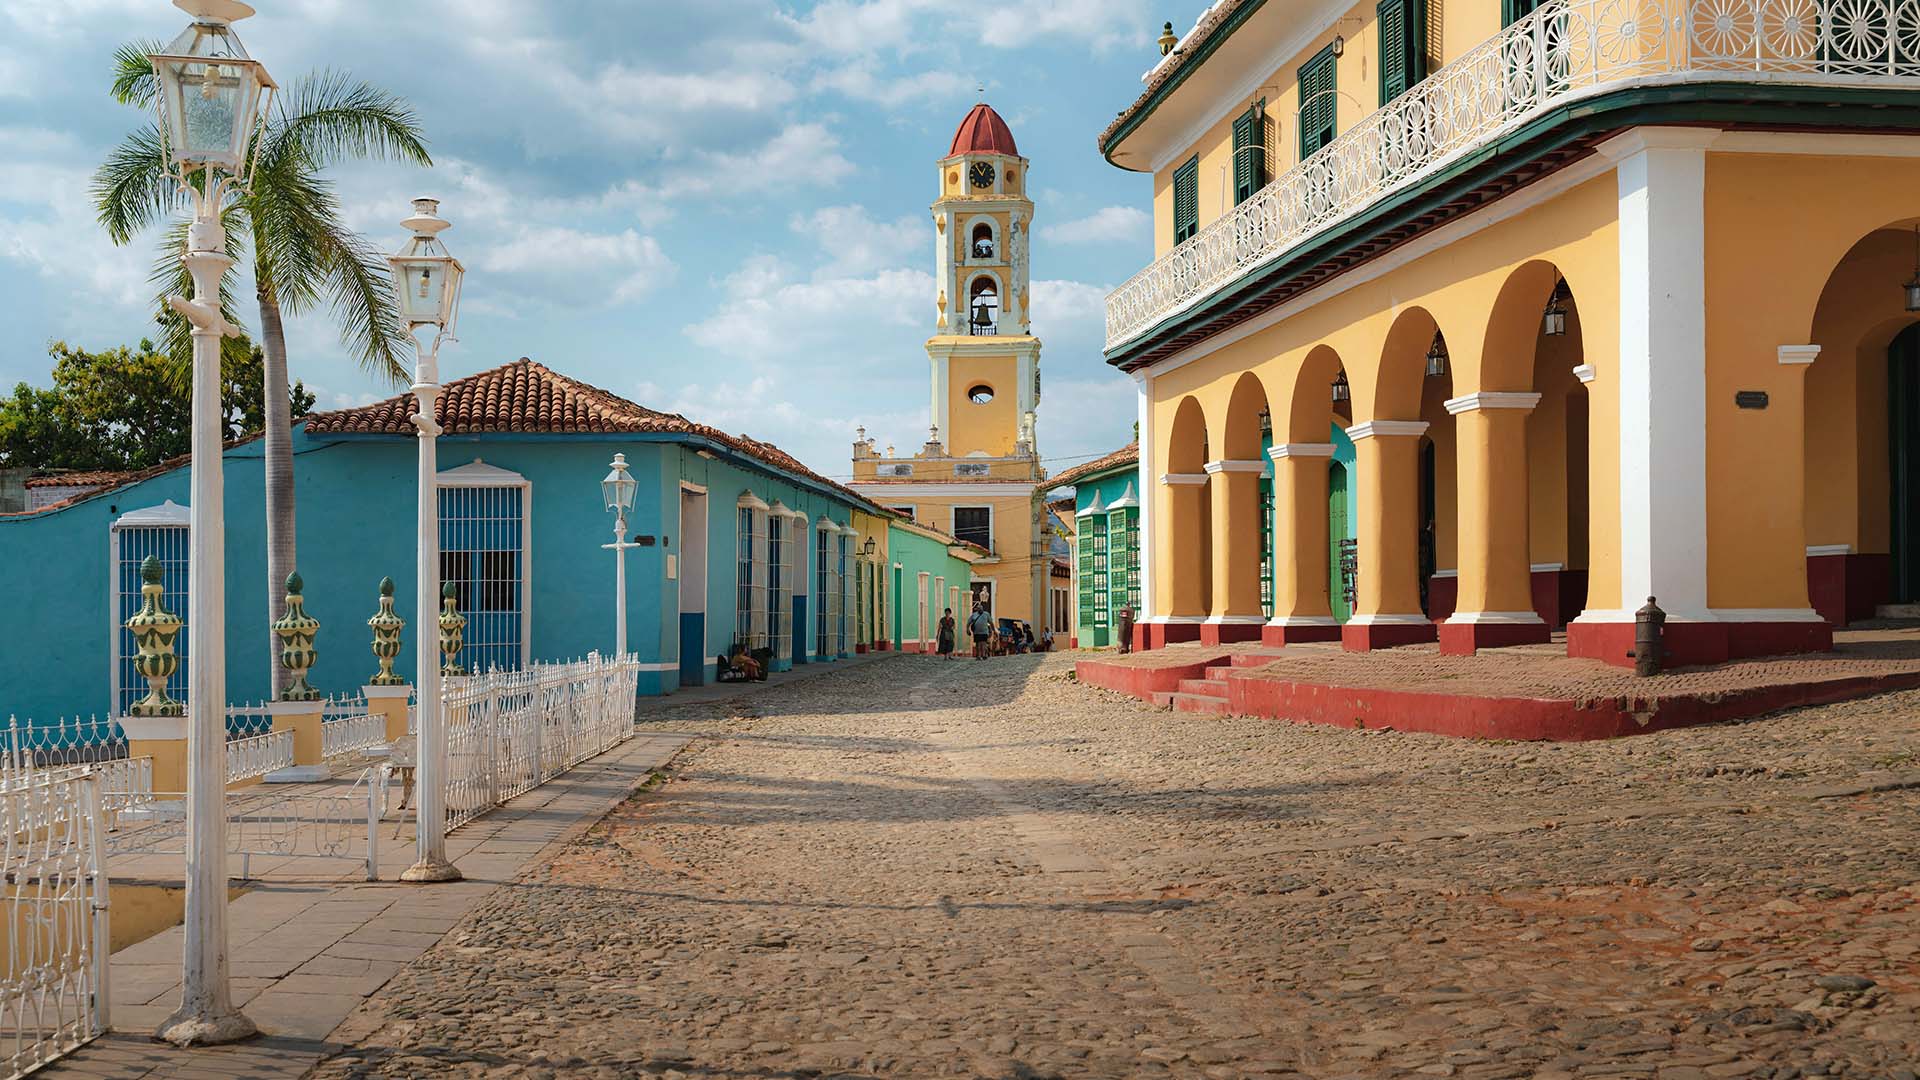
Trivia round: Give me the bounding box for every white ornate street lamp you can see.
[147,0,274,1048]
[388,197,464,884]
[601,454,638,658]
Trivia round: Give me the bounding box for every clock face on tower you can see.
[968,161,995,189]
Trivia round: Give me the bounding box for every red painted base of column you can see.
[1144,620,1204,649]
[1807,553,1891,627]
[1262,621,1343,646]
[1341,620,1437,651]
[1568,618,1835,668]
[1425,575,1457,621]
[1200,621,1266,645]
[1438,618,1552,655]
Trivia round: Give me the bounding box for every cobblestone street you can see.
[310,653,1920,1080]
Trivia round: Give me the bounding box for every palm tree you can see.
[95,44,431,695]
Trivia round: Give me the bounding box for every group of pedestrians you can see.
[934,602,1047,659]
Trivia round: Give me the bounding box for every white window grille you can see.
[917,572,930,646]
[110,502,190,716]
[768,506,790,661]
[837,530,852,656]
[438,462,531,673]
[734,495,767,649]
[815,524,833,658]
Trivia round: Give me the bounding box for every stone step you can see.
[1230,651,1291,668]
[1169,692,1230,716]
[1203,665,1239,681]
[1149,691,1176,709]
[1176,678,1228,698]
[1876,603,1920,619]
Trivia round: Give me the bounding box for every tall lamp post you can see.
[601,454,638,657]
[148,0,275,1047]
[388,197,465,883]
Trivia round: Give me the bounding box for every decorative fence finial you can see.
[439,581,466,676]
[126,555,185,717]
[368,576,406,685]
[272,571,321,701]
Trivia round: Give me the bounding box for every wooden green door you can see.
[1329,461,1354,622]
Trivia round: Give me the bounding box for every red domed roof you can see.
[949,103,1018,157]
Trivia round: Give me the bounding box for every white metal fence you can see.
[320,712,386,761]
[0,767,109,1077]
[224,730,294,785]
[1104,0,1920,347]
[441,654,640,832]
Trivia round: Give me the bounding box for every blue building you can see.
[1,359,929,721]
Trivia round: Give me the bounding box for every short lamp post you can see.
[147,0,275,1048]
[600,454,638,657]
[388,197,465,884]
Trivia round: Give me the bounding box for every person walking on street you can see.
[968,604,994,660]
[937,608,956,659]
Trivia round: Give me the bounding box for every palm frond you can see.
[264,71,432,174]
[244,160,339,316]
[92,123,178,245]
[311,215,412,386]
[110,39,165,106]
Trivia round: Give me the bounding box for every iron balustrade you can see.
[224,730,295,785]
[1104,0,1920,349]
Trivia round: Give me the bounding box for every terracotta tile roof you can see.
[1048,443,1139,491]
[24,470,143,488]
[1098,0,1254,159]
[305,358,887,512]
[2,430,269,518]
[950,102,1019,156]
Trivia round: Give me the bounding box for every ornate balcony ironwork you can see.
[1104,0,1920,350]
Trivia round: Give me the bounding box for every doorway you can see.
[1891,325,1920,601]
[678,487,709,685]
[1329,461,1354,622]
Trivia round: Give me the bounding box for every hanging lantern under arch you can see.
[1424,332,1449,378]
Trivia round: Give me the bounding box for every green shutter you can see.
[1172,156,1199,244]
[1298,46,1338,160]
[1231,102,1266,205]
[1379,0,1409,103]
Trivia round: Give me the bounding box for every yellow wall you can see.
[896,492,1041,623]
[945,351,1023,457]
[1702,152,1920,607]
[1148,171,1621,615]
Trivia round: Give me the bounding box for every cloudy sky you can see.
[0,0,1200,481]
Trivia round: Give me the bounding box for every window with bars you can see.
[1232,101,1267,204]
[1298,45,1338,160]
[953,506,991,551]
[1076,522,1097,632]
[111,511,190,716]
[735,503,767,648]
[1378,0,1428,103]
[837,533,852,655]
[816,527,832,657]
[439,482,526,673]
[769,513,789,661]
[1116,507,1142,614]
[1259,478,1275,618]
[918,572,931,645]
[1172,155,1199,245]
[1092,517,1111,628]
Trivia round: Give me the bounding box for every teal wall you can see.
[884,521,973,649]
[1072,465,1139,517]
[0,421,869,724]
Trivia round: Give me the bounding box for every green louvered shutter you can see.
[1172,156,1200,244]
[1231,103,1266,205]
[1379,0,1409,103]
[1298,47,1338,160]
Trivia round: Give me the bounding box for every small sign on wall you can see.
[1735,390,1770,410]
[666,554,677,580]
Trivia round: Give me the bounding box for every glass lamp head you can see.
[601,453,637,515]
[388,198,464,331]
[149,0,275,178]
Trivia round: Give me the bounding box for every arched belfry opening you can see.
[968,276,1000,335]
[970,222,995,260]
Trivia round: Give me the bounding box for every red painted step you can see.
[1169,692,1230,715]
[1149,691,1176,708]
[1176,678,1228,698]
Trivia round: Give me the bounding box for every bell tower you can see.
[928,101,1041,463]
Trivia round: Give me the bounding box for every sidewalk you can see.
[45,728,694,1079]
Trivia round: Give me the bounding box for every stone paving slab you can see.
[40,730,692,1080]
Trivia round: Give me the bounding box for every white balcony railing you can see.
[1105,0,1920,349]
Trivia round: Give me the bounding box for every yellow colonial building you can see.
[1103,0,1920,665]
[852,103,1048,627]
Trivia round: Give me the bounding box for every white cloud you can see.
[686,260,929,356]
[812,64,973,108]
[789,205,921,279]
[1041,205,1150,247]
[1030,279,1112,347]
[979,0,1153,50]
[0,128,155,313]
[478,225,676,305]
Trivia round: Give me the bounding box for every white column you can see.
[1597,127,1717,623]
[1134,370,1155,623]
[402,335,460,884]
[156,205,256,1047]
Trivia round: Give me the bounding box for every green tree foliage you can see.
[0,328,315,471]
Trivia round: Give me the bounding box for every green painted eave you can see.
[1102,0,1277,171]
[1105,82,1920,370]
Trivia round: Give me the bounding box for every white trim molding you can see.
[1444,391,1542,414]
[1429,568,1459,579]
[1806,543,1854,557]
[849,481,1035,498]
[1347,420,1429,440]
[1778,344,1822,366]
[1202,459,1266,474]
[1145,614,1206,625]
[437,459,526,487]
[1344,612,1433,626]
[1266,614,1338,627]
[1445,610,1546,625]
[1529,562,1565,573]
[1709,607,1828,623]
[1202,614,1268,625]
[1161,472,1210,486]
[1269,442,1335,459]
[113,500,191,528]
[1572,364,1597,384]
